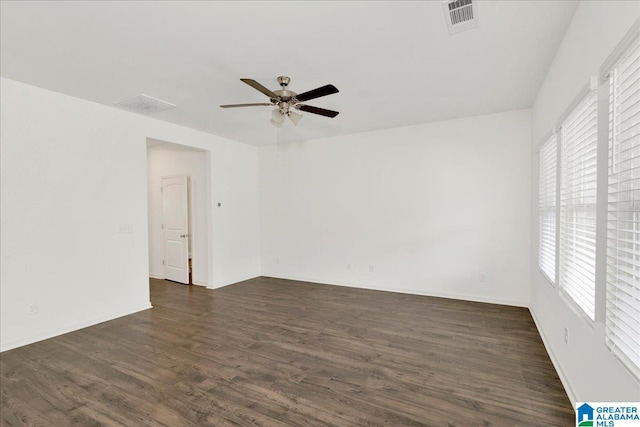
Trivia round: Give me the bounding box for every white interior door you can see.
[162,175,189,284]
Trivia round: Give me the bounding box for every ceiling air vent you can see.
[442,0,479,35]
[114,94,176,115]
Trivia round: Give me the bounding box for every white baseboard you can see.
[150,274,207,287]
[208,274,260,290]
[0,302,153,353]
[529,307,576,405]
[261,273,529,307]
[191,274,208,287]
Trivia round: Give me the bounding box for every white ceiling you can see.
[147,138,204,152]
[0,1,578,146]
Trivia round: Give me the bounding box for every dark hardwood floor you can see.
[1,277,574,426]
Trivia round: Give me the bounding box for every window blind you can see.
[539,134,558,283]
[559,89,598,321]
[606,37,640,377]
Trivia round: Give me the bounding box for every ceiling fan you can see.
[220,76,339,127]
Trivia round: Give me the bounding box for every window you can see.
[539,134,558,283]
[606,36,640,377]
[559,89,598,321]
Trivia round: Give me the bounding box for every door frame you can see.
[145,139,212,287]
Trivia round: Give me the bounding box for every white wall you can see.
[260,110,532,306]
[147,146,209,286]
[0,77,261,351]
[530,2,640,402]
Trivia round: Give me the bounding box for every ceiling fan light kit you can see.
[221,76,339,127]
[288,111,303,126]
[270,108,285,128]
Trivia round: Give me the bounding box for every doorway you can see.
[146,139,210,286]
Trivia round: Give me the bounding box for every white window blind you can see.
[539,135,558,283]
[559,89,598,321]
[606,37,640,377]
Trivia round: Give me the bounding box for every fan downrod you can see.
[273,76,296,104]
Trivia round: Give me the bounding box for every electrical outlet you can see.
[480,273,487,283]
[564,327,569,344]
[118,224,133,234]
[26,303,38,315]
[369,264,375,273]
[347,263,352,271]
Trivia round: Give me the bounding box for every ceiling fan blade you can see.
[295,84,339,102]
[240,78,278,99]
[297,104,340,118]
[220,103,273,108]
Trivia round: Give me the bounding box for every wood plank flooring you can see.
[1,277,574,426]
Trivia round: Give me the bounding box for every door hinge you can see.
[161,186,163,193]
[162,260,165,266]
[161,224,164,230]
